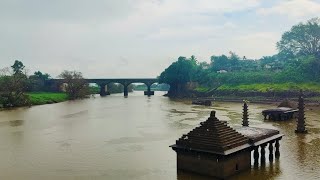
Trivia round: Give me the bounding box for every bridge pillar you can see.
[99,84,107,97]
[144,83,154,96]
[124,85,128,97]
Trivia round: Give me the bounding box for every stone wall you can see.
[222,151,251,177]
[176,150,251,179]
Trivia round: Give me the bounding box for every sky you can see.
[1,0,320,78]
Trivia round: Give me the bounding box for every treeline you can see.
[0,61,90,108]
[0,60,141,108]
[159,18,320,96]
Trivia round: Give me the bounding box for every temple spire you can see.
[242,101,249,126]
[295,90,307,133]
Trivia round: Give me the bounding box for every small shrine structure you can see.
[262,107,298,121]
[262,99,298,121]
[170,104,283,179]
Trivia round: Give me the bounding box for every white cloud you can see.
[144,22,237,40]
[257,0,320,18]
[231,32,281,58]
[0,0,317,78]
[110,0,260,33]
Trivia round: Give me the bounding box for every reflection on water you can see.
[9,120,24,127]
[0,91,319,179]
[0,119,24,127]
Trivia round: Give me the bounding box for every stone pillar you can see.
[99,84,107,96]
[105,84,110,95]
[124,85,128,97]
[242,101,249,126]
[144,83,154,96]
[269,142,274,162]
[260,144,266,164]
[275,140,280,158]
[253,147,259,164]
[296,90,307,133]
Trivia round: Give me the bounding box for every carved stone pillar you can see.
[260,144,266,164]
[269,142,274,162]
[275,140,280,158]
[242,101,249,126]
[254,147,259,164]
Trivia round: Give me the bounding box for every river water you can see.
[0,92,319,180]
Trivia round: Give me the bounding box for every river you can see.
[0,91,319,180]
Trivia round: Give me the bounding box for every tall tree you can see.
[277,18,320,58]
[11,60,25,75]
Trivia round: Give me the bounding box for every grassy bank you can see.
[188,83,320,104]
[27,92,68,105]
[216,83,320,93]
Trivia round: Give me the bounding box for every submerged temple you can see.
[170,109,283,179]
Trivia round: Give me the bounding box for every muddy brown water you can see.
[0,92,319,180]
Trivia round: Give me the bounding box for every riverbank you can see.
[27,92,68,105]
[170,95,320,106]
[167,91,320,109]
[167,82,320,105]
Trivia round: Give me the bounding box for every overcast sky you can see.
[1,0,320,78]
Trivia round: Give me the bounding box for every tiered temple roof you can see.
[174,111,250,155]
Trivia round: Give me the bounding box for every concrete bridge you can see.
[47,78,159,97]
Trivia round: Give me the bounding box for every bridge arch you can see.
[47,78,159,97]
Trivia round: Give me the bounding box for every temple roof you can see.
[173,111,250,155]
[262,107,297,113]
[235,126,281,145]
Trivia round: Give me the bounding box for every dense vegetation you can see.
[0,60,142,108]
[58,70,90,100]
[0,60,30,107]
[0,61,91,108]
[159,18,320,98]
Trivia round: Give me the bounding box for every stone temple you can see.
[170,108,283,179]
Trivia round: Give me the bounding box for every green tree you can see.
[210,52,240,72]
[159,56,197,95]
[29,71,51,92]
[277,18,320,58]
[0,61,30,107]
[11,60,25,75]
[210,54,229,71]
[58,70,89,100]
[33,71,50,80]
